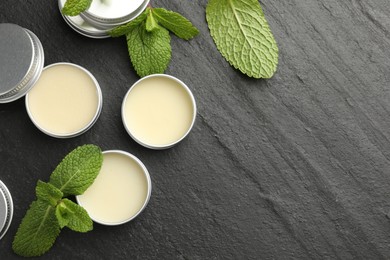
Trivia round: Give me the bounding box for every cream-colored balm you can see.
[122,75,196,148]
[77,151,151,225]
[26,63,101,137]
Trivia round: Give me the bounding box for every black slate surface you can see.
[1,0,390,259]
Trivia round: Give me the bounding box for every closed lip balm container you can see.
[58,0,150,38]
[122,74,197,149]
[76,150,152,225]
[0,180,13,240]
[0,23,102,138]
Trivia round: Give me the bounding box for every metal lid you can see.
[0,24,44,103]
[0,24,34,95]
[0,188,7,233]
[0,180,13,240]
[83,0,149,28]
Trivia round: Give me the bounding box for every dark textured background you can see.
[1,0,390,259]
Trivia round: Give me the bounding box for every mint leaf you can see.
[49,144,103,196]
[59,199,93,232]
[127,24,171,77]
[109,11,148,37]
[36,181,63,207]
[146,9,159,32]
[153,8,199,40]
[13,201,60,257]
[55,200,75,229]
[62,0,92,17]
[206,0,278,78]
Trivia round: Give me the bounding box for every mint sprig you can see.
[62,0,92,17]
[13,144,103,257]
[109,6,199,77]
[206,0,278,78]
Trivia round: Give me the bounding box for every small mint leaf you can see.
[49,144,103,196]
[61,199,93,233]
[62,0,92,17]
[152,8,199,40]
[146,9,159,32]
[55,200,75,229]
[36,181,63,207]
[127,23,171,77]
[109,11,148,37]
[206,0,278,78]
[13,201,60,257]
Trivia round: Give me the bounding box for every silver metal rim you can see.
[25,62,103,138]
[0,28,44,103]
[58,0,110,39]
[121,74,197,150]
[76,150,152,226]
[0,181,13,240]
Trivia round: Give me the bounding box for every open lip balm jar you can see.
[122,74,197,149]
[76,150,152,225]
[25,63,102,138]
[58,0,150,38]
[0,23,102,138]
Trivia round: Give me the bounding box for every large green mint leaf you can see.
[206,0,278,78]
[36,181,63,207]
[59,199,93,232]
[152,8,199,40]
[127,24,171,77]
[13,201,60,257]
[49,144,103,196]
[62,0,92,17]
[109,11,148,37]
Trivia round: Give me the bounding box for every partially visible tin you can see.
[0,180,13,240]
[58,0,149,38]
[58,0,110,39]
[0,23,44,103]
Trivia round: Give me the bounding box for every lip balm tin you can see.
[76,150,152,225]
[58,0,150,38]
[25,63,103,138]
[0,23,102,138]
[122,74,197,150]
[0,24,44,103]
[0,180,13,240]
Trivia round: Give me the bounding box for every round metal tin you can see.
[76,150,152,226]
[121,74,197,150]
[0,24,44,103]
[0,180,13,240]
[25,62,103,138]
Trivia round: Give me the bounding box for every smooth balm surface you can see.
[123,76,194,147]
[77,152,149,224]
[26,64,99,136]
